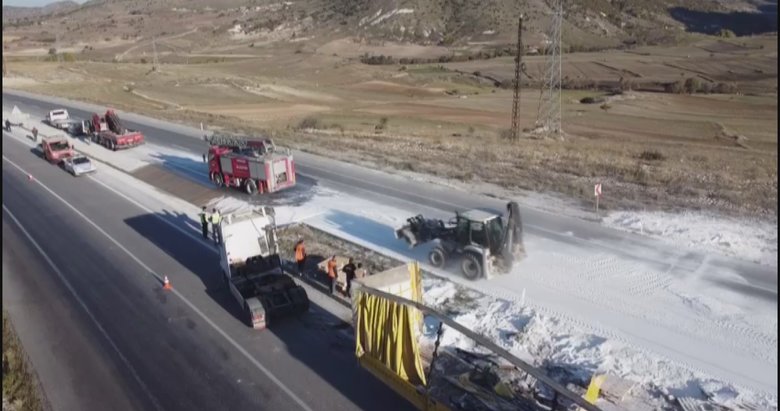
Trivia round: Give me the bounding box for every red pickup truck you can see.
[40,136,75,164]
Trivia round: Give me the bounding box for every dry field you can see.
[3,35,777,218]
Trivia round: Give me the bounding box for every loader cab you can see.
[456,210,504,255]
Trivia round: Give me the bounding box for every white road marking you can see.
[2,205,165,411]
[2,156,314,411]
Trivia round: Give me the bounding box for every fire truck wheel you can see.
[245,179,258,195]
[213,173,224,187]
[109,140,116,151]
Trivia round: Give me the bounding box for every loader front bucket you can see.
[395,225,419,247]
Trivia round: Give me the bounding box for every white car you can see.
[63,155,96,176]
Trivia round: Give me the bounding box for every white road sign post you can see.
[594,183,602,213]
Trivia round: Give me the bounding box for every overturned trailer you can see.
[351,263,604,411]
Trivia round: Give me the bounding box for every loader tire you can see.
[461,253,482,281]
[429,247,446,268]
[245,179,258,196]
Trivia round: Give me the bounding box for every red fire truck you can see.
[205,133,296,195]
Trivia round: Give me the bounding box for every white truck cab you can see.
[46,109,70,128]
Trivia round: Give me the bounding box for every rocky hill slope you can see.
[2,0,776,54]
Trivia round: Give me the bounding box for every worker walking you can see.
[210,208,222,245]
[31,126,38,142]
[199,206,210,240]
[294,240,306,277]
[342,258,357,298]
[326,255,338,295]
[5,118,11,132]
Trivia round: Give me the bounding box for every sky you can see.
[2,0,84,6]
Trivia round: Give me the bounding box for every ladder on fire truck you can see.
[204,132,275,150]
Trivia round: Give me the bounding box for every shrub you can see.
[664,80,685,94]
[580,96,605,104]
[713,82,738,94]
[718,28,735,38]
[499,128,515,140]
[296,116,320,130]
[638,150,665,161]
[683,77,701,94]
[376,117,388,130]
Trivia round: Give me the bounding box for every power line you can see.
[535,0,564,139]
[510,15,524,141]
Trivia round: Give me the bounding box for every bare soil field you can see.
[3,35,777,218]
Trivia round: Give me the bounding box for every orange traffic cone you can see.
[163,276,172,290]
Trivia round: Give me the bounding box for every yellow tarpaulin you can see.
[355,265,427,386]
[585,374,606,404]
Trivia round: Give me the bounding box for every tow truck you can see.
[91,109,144,150]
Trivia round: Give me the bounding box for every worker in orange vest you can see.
[294,239,306,277]
[326,255,338,295]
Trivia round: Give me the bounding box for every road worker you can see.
[342,258,357,298]
[294,239,306,277]
[210,208,222,245]
[326,255,338,295]
[5,118,11,132]
[199,206,210,240]
[32,126,38,142]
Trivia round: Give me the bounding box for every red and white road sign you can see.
[594,183,602,197]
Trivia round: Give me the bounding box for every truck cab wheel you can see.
[461,254,482,280]
[429,247,447,268]
[213,173,224,187]
[245,179,258,195]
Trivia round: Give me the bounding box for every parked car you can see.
[63,155,96,176]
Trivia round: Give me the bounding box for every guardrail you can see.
[358,284,606,411]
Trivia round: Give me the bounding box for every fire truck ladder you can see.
[204,132,273,149]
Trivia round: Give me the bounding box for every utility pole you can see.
[510,15,524,141]
[535,0,564,139]
[152,36,159,71]
[3,49,7,77]
[55,32,63,64]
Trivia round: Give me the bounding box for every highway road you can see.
[3,89,774,298]
[2,133,413,411]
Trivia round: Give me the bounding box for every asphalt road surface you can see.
[3,90,774,298]
[2,134,413,411]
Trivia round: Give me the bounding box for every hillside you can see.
[2,1,80,24]
[2,0,776,59]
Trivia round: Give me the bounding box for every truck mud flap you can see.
[246,298,267,330]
